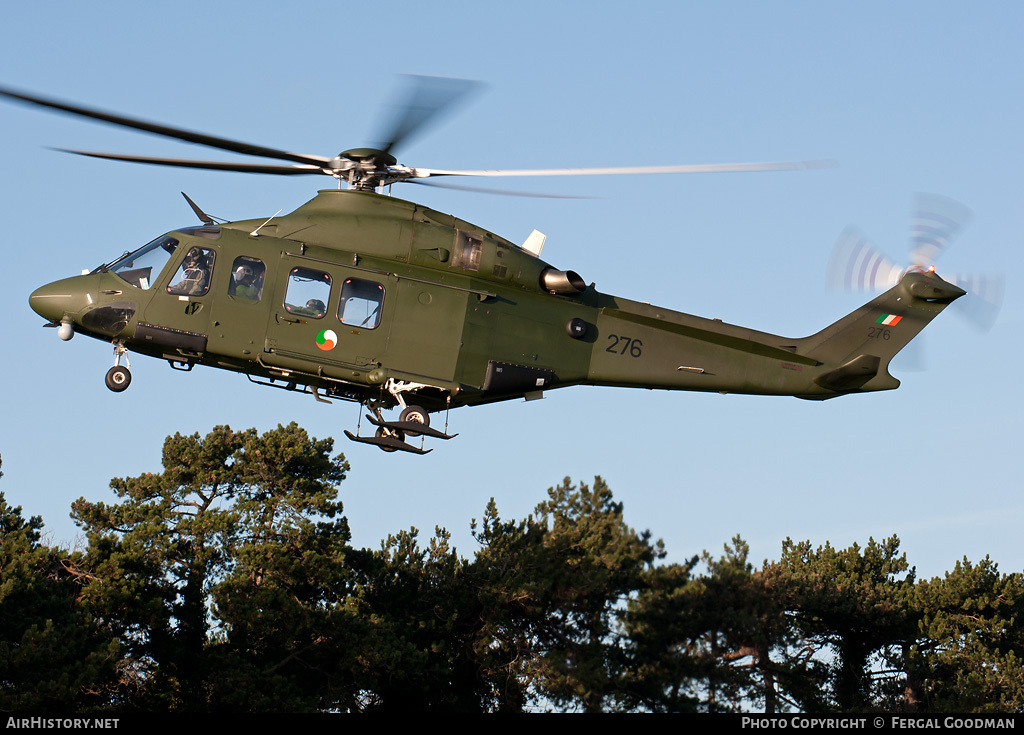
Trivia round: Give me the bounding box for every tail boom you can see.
[582,271,964,400]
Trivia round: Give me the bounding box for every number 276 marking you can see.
[606,334,643,357]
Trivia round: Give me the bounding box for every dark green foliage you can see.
[470,478,665,711]
[765,536,919,711]
[70,423,350,711]
[623,537,819,713]
[206,425,356,711]
[4,434,1024,713]
[0,455,121,711]
[907,557,1024,711]
[617,556,702,711]
[344,477,664,712]
[348,526,486,711]
[623,534,1024,713]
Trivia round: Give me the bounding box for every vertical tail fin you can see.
[798,271,965,397]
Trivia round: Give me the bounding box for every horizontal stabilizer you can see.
[814,354,880,391]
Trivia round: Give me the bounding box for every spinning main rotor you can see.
[0,76,829,193]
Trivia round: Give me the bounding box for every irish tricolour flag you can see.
[876,314,903,326]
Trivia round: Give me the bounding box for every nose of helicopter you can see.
[29,276,91,323]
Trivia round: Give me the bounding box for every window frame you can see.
[337,277,385,330]
[166,246,217,297]
[283,266,332,319]
[229,256,266,303]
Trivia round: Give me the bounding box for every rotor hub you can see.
[339,147,397,167]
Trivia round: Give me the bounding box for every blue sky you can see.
[1,1,1020,579]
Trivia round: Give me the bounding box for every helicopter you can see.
[2,79,967,454]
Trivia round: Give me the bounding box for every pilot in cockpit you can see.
[170,248,211,296]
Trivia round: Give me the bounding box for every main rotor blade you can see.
[411,159,835,178]
[408,178,597,199]
[55,148,327,175]
[376,75,481,156]
[0,86,332,168]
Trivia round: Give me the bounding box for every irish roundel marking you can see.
[316,329,337,351]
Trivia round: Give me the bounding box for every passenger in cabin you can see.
[233,264,260,300]
[229,257,266,301]
[305,299,327,318]
[290,298,327,317]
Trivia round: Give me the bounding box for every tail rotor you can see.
[827,194,1002,332]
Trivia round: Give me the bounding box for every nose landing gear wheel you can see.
[105,365,132,392]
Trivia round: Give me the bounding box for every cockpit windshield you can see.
[107,235,179,290]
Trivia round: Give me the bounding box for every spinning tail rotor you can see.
[827,194,1002,333]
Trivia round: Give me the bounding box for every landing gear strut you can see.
[343,381,456,454]
[105,342,132,392]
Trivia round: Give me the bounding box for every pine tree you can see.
[71,423,350,711]
[908,558,1024,711]
[0,455,122,711]
[471,477,664,712]
[763,536,918,711]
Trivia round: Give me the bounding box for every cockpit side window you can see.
[167,247,217,297]
[229,256,266,302]
[284,267,331,319]
[338,278,384,329]
[109,235,179,290]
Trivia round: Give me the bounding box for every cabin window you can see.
[167,246,216,297]
[284,267,331,318]
[338,278,384,329]
[229,256,266,302]
[109,235,179,290]
[452,231,482,271]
